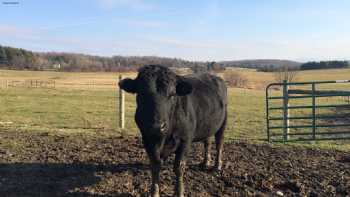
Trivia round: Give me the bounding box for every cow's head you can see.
[119,65,192,139]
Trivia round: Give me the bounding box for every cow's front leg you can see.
[200,138,211,169]
[174,143,188,197]
[150,160,161,197]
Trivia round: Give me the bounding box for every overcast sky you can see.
[1,0,350,61]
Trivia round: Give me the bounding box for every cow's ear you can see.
[176,79,192,96]
[119,78,137,93]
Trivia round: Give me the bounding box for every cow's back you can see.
[182,73,227,142]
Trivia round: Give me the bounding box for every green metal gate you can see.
[266,80,350,142]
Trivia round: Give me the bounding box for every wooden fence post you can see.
[118,75,125,132]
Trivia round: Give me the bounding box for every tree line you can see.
[0,45,349,72]
[253,61,349,72]
[0,45,200,72]
[300,61,349,70]
[0,45,38,70]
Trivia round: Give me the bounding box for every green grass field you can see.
[0,68,349,151]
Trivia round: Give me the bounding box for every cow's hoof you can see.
[150,185,160,197]
[175,192,184,197]
[150,192,160,197]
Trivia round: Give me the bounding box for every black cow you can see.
[119,65,227,197]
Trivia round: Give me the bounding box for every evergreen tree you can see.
[0,46,8,65]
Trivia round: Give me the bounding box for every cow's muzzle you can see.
[150,121,167,133]
[160,122,167,133]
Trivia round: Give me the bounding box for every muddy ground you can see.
[0,129,349,197]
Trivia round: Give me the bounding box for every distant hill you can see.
[2,44,347,72]
[219,59,302,69]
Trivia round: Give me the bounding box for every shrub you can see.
[223,71,248,88]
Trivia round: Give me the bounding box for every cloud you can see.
[125,20,165,28]
[0,24,137,56]
[145,36,232,49]
[36,16,165,31]
[97,0,155,10]
[2,24,350,62]
[38,17,99,31]
[142,35,350,61]
[0,25,34,37]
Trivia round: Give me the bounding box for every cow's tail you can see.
[216,106,227,140]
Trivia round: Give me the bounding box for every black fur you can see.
[119,65,227,197]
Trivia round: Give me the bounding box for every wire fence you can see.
[0,79,119,89]
[2,78,349,142]
[0,78,138,134]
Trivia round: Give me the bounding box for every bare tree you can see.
[274,66,299,83]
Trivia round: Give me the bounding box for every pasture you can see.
[0,68,350,196]
[1,68,349,149]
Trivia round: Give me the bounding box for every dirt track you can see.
[0,130,349,197]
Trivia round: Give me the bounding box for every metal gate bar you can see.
[266,80,350,142]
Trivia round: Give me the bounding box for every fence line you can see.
[0,79,119,89]
[0,79,55,89]
[0,79,122,132]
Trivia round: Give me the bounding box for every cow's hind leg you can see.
[200,138,211,168]
[214,115,226,171]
